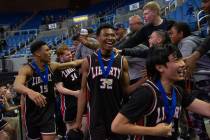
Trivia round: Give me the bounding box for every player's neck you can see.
[33,58,45,70]
[100,48,113,58]
[153,16,163,26]
[160,78,173,96]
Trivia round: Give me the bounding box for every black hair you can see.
[172,22,192,38]
[146,44,182,82]
[166,20,176,31]
[30,40,47,54]
[87,28,94,34]
[96,24,115,36]
[71,34,80,41]
[0,82,6,88]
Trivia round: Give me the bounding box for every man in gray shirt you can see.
[74,29,94,59]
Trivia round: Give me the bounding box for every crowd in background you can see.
[0,0,210,140]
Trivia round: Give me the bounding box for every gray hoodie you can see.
[178,35,210,81]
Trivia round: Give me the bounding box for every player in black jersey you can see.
[13,41,83,140]
[112,45,210,140]
[71,24,142,140]
[54,45,81,133]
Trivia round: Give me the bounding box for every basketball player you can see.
[54,45,81,133]
[13,41,83,140]
[71,24,141,140]
[112,44,210,140]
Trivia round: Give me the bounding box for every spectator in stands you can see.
[118,1,174,49]
[87,28,95,38]
[169,22,210,140]
[74,29,94,59]
[128,15,144,35]
[202,0,210,14]
[114,23,127,46]
[71,34,81,57]
[120,30,169,84]
[79,29,99,50]
[115,19,144,84]
[202,0,210,34]
[119,30,169,57]
[149,30,170,48]
[169,22,202,57]
[0,84,19,140]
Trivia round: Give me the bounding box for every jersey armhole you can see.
[173,86,183,101]
[120,56,124,79]
[87,55,91,76]
[25,64,34,84]
[48,65,55,77]
[142,83,157,116]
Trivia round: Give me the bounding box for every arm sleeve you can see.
[196,36,210,57]
[118,27,147,49]
[123,47,149,58]
[179,41,196,57]
[120,86,154,122]
[182,93,195,108]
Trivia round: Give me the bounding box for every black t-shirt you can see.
[120,80,195,140]
[118,19,169,49]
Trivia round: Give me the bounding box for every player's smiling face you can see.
[158,54,186,82]
[35,45,51,64]
[97,28,117,51]
[60,50,73,62]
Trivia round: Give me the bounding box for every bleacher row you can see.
[0,0,209,58]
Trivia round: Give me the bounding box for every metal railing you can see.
[197,10,210,30]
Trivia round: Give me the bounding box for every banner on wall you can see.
[129,2,140,11]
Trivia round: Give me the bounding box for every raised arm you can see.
[13,65,46,107]
[118,27,146,49]
[50,59,84,71]
[122,45,149,57]
[80,36,100,50]
[70,58,89,130]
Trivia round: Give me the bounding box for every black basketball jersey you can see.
[0,104,4,121]
[87,51,124,130]
[55,67,81,91]
[24,63,55,127]
[54,68,81,113]
[135,80,183,140]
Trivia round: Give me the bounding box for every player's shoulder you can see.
[18,64,33,76]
